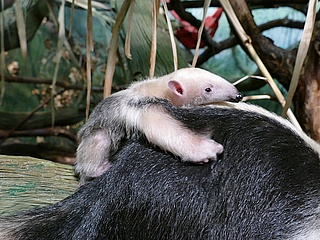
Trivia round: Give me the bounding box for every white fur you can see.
[289,206,320,240]
[77,131,113,177]
[119,68,240,162]
[139,105,223,163]
[76,68,242,181]
[114,91,223,163]
[129,67,241,106]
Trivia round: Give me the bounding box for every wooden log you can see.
[0,155,78,216]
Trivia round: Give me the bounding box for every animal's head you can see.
[167,68,242,106]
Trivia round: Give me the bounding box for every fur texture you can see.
[76,68,242,183]
[1,101,319,240]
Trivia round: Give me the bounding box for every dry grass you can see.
[0,155,78,215]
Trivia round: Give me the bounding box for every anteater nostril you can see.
[236,93,243,102]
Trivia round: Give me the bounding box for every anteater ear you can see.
[168,80,185,96]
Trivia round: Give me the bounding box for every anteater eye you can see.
[205,88,212,92]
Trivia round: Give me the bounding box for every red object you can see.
[169,4,223,49]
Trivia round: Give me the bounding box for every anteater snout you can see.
[229,92,243,103]
[236,93,243,102]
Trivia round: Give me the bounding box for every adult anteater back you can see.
[1,103,320,239]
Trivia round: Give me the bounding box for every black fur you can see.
[1,102,319,239]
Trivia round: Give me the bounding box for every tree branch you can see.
[196,17,305,66]
[0,107,84,131]
[167,0,310,10]
[228,0,298,88]
[0,127,77,142]
[3,75,126,92]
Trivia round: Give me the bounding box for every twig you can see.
[192,0,211,67]
[2,75,103,92]
[242,95,273,101]
[0,127,77,142]
[3,75,128,92]
[51,0,66,127]
[162,0,178,71]
[124,0,135,59]
[232,75,267,86]
[196,17,305,66]
[1,89,66,142]
[220,0,301,130]
[104,0,132,98]
[167,0,310,9]
[86,0,93,120]
[150,0,160,78]
[0,0,5,106]
[281,0,317,117]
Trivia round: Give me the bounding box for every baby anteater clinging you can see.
[76,68,242,184]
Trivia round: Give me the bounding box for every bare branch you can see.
[0,127,77,142]
[3,75,127,92]
[228,0,298,88]
[196,17,305,66]
[0,107,84,131]
[167,0,310,10]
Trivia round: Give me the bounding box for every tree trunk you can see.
[229,0,320,142]
[295,21,320,140]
